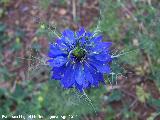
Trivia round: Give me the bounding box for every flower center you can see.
[72,47,86,61]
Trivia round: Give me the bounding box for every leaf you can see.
[147,113,160,120]
[98,0,122,40]
[107,90,123,102]
[119,47,141,66]
[148,97,160,108]
[136,85,150,103]
[0,22,6,32]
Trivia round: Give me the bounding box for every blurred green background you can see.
[0,0,160,120]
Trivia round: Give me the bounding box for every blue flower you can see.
[48,28,112,92]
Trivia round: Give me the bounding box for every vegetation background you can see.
[0,0,160,120]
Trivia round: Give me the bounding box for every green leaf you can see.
[148,97,160,108]
[136,85,149,103]
[0,22,6,32]
[107,90,123,102]
[147,113,160,120]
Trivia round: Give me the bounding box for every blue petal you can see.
[62,29,75,45]
[61,65,75,88]
[74,63,85,85]
[84,63,99,86]
[83,81,90,88]
[88,58,111,74]
[92,42,112,53]
[93,72,105,84]
[79,37,86,45]
[85,63,105,86]
[92,53,112,62]
[56,38,69,50]
[51,66,65,80]
[48,56,67,67]
[85,31,93,37]
[84,65,94,84]
[92,35,103,43]
[48,44,66,57]
[83,81,91,88]
[77,27,85,38]
[62,29,75,38]
[75,83,83,92]
[59,37,73,50]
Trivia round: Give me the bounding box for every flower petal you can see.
[62,29,75,45]
[61,65,75,88]
[84,65,94,84]
[48,44,67,57]
[85,31,93,37]
[84,63,99,86]
[51,66,65,80]
[48,56,67,67]
[56,38,69,50]
[74,63,85,85]
[92,42,112,53]
[88,58,111,74]
[75,83,83,92]
[92,35,103,43]
[92,53,112,62]
[77,27,85,38]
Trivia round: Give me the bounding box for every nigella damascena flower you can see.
[48,28,112,92]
